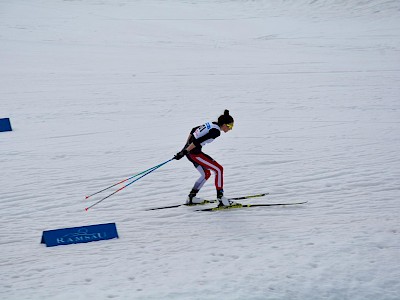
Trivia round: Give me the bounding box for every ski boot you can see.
[185,189,203,205]
[217,189,231,207]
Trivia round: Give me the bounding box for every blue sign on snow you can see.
[0,118,12,132]
[41,223,119,247]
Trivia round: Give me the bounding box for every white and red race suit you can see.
[184,121,224,191]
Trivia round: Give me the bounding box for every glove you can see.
[174,149,188,160]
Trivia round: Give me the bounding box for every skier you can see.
[174,109,234,207]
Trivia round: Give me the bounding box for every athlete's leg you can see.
[188,153,223,190]
[185,155,211,204]
[187,153,231,206]
[193,166,211,191]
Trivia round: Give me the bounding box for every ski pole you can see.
[85,163,163,200]
[85,158,174,211]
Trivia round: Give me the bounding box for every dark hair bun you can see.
[218,109,234,126]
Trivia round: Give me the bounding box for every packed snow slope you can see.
[1,0,399,299]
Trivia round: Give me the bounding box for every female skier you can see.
[174,109,234,207]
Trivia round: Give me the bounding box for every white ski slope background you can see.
[1,1,399,299]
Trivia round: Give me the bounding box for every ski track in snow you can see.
[1,0,399,299]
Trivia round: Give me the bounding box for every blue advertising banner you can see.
[41,223,119,247]
[0,118,12,132]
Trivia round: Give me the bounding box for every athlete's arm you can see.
[186,142,196,152]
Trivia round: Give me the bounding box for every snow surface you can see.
[1,0,400,299]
